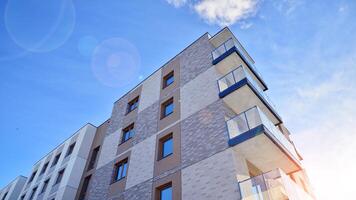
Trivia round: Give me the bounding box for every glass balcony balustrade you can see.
[239,168,314,200]
[217,66,277,112]
[226,106,299,162]
[212,38,262,78]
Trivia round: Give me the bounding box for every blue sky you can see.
[0,0,355,199]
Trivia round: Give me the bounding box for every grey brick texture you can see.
[106,97,128,136]
[181,99,230,167]
[86,161,113,200]
[122,180,152,200]
[179,34,214,86]
[132,102,159,145]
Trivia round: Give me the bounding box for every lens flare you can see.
[91,38,141,87]
[4,0,76,52]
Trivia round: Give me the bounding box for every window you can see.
[40,162,49,175]
[163,71,174,89]
[113,159,128,182]
[87,146,100,170]
[29,186,37,200]
[121,124,134,144]
[79,175,91,200]
[65,143,76,157]
[54,169,65,185]
[161,98,174,119]
[127,96,139,114]
[40,179,50,194]
[51,153,61,167]
[159,134,173,160]
[2,192,8,200]
[29,170,37,183]
[20,194,25,200]
[157,183,172,200]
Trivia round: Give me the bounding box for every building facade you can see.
[0,176,27,200]
[1,27,315,200]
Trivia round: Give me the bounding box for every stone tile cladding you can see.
[86,161,113,200]
[132,102,159,145]
[106,96,128,136]
[181,99,230,167]
[179,34,214,86]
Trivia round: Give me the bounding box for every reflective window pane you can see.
[160,186,172,200]
[162,137,173,158]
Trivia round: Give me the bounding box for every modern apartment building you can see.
[0,27,315,200]
[0,176,27,200]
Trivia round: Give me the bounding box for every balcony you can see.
[226,106,300,173]
[212,38,267,91]
[239,168,314,200]
[218,66,282,125]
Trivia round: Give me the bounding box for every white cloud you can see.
[194,0,259,26]
[239,21,253,29]
[166,0,259,26]
[166,0,187,8]
[274,0,303,15]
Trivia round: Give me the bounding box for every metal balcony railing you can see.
[226,106,298,162]
[239,168,314,200]
[217,66,277,112]
[212,38,262,78]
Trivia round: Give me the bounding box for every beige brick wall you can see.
[182,149,239,199]
[125,135,155,189]
[181,66,220,120]
[96,129,121,169]
[139,69,161,113]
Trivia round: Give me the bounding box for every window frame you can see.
[87,146,100,171]
[156,182,173,200]
[54,169,65,185]
[51,153,61,167]
[79,175,91,200]
[2,192,8,200]
[28,170,37,183]
[40,179,50,194]
[29,186,38,200]
[112,158,128,183]
[162,71,174,89]
[65,142,76,157]
[126,96,139,114]
[121,123,135,144]
[161,98,174,119]
[40,162,49,175]
[158,134,173,160]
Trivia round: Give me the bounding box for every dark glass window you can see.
[159,134,173,159]
[20,194,25,200]
[161,98,174,119]
[2,192,8,200]
[40,162,49,175]
[51,153,61,167]
[88,146,100,170]
[65,143,76,157]
[158,183,172,200]
[29,170,37,183]
[121,124,134,143]
[127,96,139,114]
[55,169,65,185]
[29,187,37,200]
[163,71,174,88]
[79,175,91,200]
[41,179,50,193]
[113,159,128,182]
